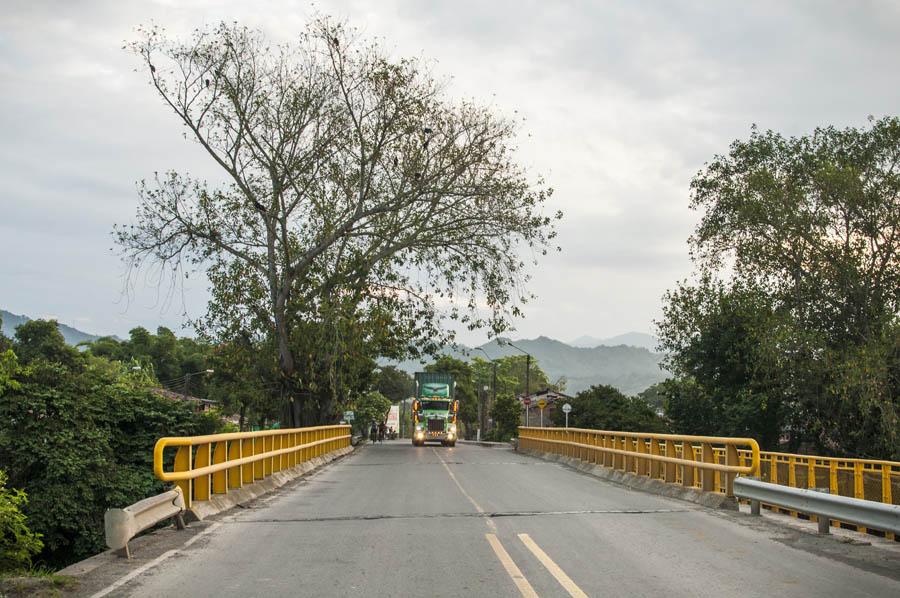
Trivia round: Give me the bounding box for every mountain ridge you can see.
[1,309,107,346]
[386,334,667,396]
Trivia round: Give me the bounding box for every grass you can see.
[0,567,78,597]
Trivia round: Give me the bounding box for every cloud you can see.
[1,0,897,346]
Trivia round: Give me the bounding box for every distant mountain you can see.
[1,309,107,346]
[385,335,668,396]
[570,332,658,352]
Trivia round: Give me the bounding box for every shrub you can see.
[0,470,43,573]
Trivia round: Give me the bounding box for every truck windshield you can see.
[419,400,449,411]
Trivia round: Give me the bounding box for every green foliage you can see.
[117,20,561,427]
[350,391,392,436]
[489,393,521,441]
[659,117,900,458]
[551,385,666,433]
[0,332,214,567]
[373,366,414,404]
[84,327,213,399]
[0,470,43,573]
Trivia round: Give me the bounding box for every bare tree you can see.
[117,19,560,424]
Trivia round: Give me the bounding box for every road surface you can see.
[109,441,899,597]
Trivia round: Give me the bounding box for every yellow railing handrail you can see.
[153,424,352,509]
[154,434,349,481]
[518,426,760,497]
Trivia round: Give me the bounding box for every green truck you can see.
[412,372,459,447]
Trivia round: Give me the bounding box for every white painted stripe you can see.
[486,533,539,598]
[88,523,222,598]
[433,447,497,532]
[518,533,589,598]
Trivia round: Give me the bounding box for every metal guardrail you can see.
[734,477,900,536]
[154,425,351,508]
[710,448,900,540]
[518,427,760,497]
[105,487,186,558]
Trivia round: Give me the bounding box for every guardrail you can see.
[105,487,186,558]
[518,427,759,497]
[734,477,900,536]
[154,425,351,508]
[728,449,900,540]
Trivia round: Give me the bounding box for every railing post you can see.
[883,465,894,541]
[649,438,661,479]
[701,442,715,492]
[636,436,648,476]
[682,442,695,488]
[725,444,738,497]
[174,445,192,509]
[254,437,264,480]
[664,439,677,483]
[228,439,242,489]
[212,441,228,495]
[194,443,211,501]
[854,462,866,533]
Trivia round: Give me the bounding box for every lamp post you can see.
[474,347,497,434]
[497,338,531,426]
[183,369,215,401]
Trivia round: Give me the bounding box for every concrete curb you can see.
[189,445,355,521]
[519,447,738,510]
[458,440,514,449]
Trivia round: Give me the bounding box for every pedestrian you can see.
[369,421,378,444]
[378,421,387,443]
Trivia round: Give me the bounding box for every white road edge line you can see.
[486,533,540,598]
[88,522,222,598]
[518,532,589,598]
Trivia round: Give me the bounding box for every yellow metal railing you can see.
[154,425,351,508]
[518,427,759,497]
[730,449,899,540]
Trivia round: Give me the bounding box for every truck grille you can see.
[427,418,444,432]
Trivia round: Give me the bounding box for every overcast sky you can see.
[1,0,898,346]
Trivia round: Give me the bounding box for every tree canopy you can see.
[116,18,561,425]
[659,117,900,458]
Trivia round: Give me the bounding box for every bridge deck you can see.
[109,442,899,597]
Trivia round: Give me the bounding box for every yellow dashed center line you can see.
[518,533,589,598]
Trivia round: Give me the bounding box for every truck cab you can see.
[412,374,458,447]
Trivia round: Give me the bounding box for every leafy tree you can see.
[373,366,414,404]
[0,469,43,573]
[659,117,900,458]
[207,334,278,430]
[551,385,666,433]
[116,19,560,426]
[12,320,78,368]
[489,393,521,442]
[351,391,392,437]
[637,382,665,412]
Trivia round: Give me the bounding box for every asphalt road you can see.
[110,441,900,597]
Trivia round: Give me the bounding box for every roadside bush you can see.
[0,326,214,567]
[0,470,43,573]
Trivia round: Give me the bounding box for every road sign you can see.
[523,398,532,406]
[537,399,547,410]
[343,410,355,421]
[562,403,572,414]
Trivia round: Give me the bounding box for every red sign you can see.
[523,398,531,406]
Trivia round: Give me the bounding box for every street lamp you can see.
[183,369,215,400]
[497,338,531,426]
[474,347,498,434]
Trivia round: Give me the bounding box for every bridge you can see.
[64,426,900,597]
